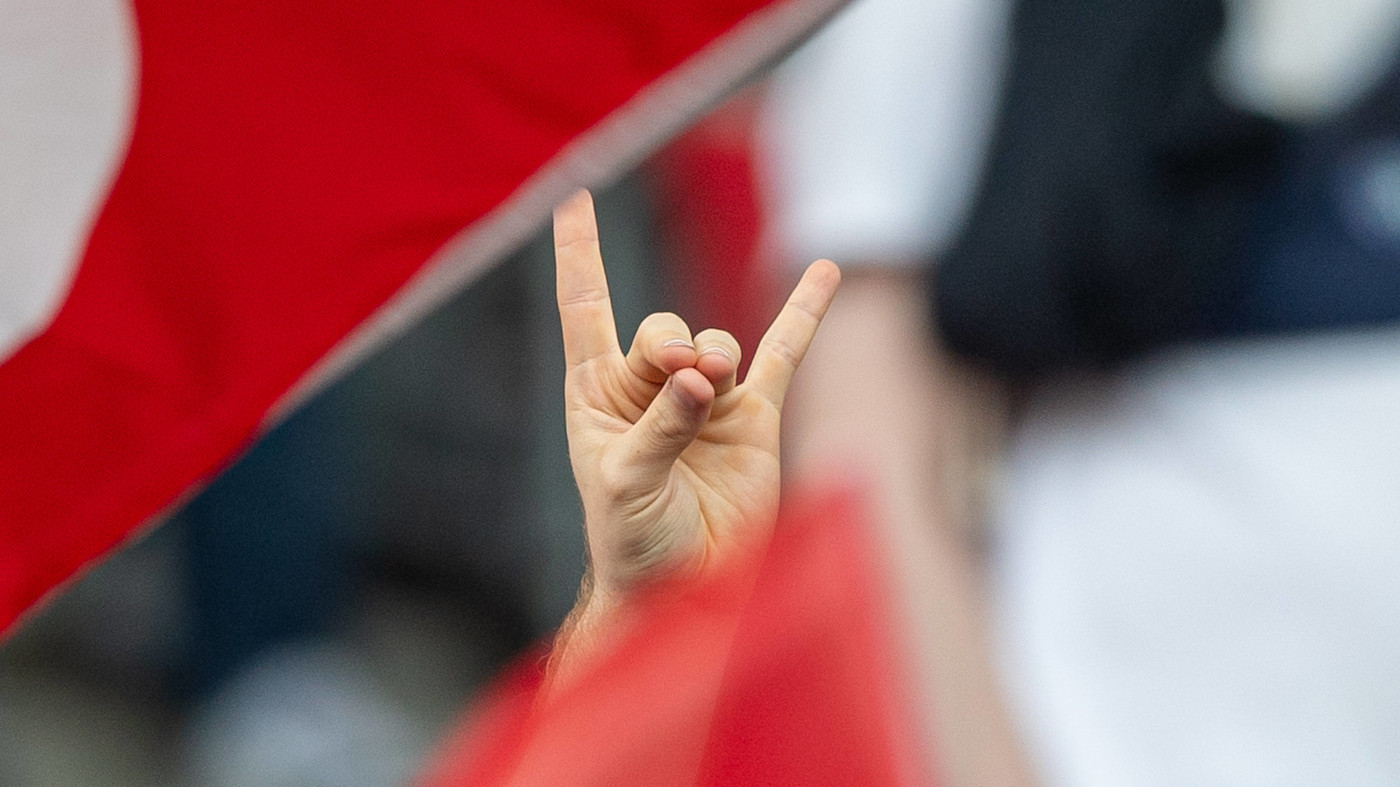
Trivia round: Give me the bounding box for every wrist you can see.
[542,567,627,698]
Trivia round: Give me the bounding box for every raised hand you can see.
[549,189,839,673]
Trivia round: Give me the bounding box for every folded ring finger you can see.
[694,328,741,395]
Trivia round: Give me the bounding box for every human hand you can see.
[551,189,839,640]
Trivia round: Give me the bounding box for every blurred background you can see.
[5,0,1400,785]
[0,83,776,784]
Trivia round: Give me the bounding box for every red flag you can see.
[417,488,934,786]
[0,0,844,634]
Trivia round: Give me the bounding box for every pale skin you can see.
[546,189,840,691]
[544,192,1033,787]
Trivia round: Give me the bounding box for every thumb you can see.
[621,367,714,486]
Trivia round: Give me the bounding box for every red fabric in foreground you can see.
[418,488,933,786]
[0,0,791,633]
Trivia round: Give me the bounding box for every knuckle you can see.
[696,328,738,349]
[639,311,684,332]
[634,312,692,353]
[695,329,741,364]
[759,335,803,369]
[789,295,824,323]
[557,285,610,309]
[646,407,692,445]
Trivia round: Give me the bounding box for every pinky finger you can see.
[745,260,841,409]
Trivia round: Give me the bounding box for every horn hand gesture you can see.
[549,189,840,682]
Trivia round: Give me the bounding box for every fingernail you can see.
[699,346,732,360]
[663,338,694,349]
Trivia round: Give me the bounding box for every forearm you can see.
[784,266,1032,787]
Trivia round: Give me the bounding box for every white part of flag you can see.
[0,0,137,362]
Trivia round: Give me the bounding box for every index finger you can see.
[745,259,841,408]
[554,189,620,367]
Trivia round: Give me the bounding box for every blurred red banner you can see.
[418,488,933,786]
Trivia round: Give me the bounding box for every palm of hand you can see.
[566,357,783,589]
[555,190,839,601]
